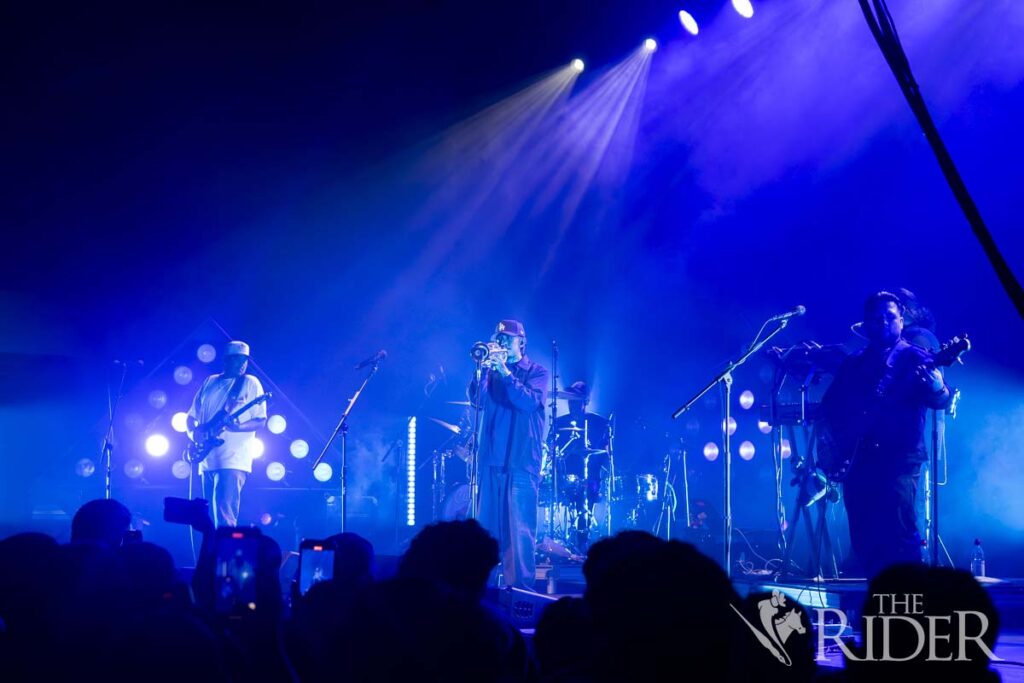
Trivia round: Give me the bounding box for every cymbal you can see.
[428,417,461,435]
[446,400,472,407]
[558,426,583,432]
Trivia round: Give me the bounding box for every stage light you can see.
[267,415,287,435]
[732,0,754,19]
[245,438,265,459]
[171,460,191,479]
[197,344,217,363]
[174,366,193,385]
[722,416,737,436]
[407,417,417,526]
[678,10,699,35]
[259,512,273,526]
[704,442,720,461]
[266,461,286,482]
[643,38,658,52]
[124,459,144,479]
[739,390,755,409]
[739,440,755,460]
[145,434,170,457]
[313,462,333,482]
[171,412,189,433]
[571,58,585,73]
[290,439,309,459]
[758,420,772,434]
[781,439,792,459]
[148,390,168,410]
[75,458,96,478]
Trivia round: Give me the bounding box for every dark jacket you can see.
[469,356,548,476]
[822,339,952,467]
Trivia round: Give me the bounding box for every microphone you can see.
[470,342,488,362]
[767,305,806,322]
[354,349,387,370]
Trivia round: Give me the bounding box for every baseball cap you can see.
[493,320,526,339]
[224,340,251,357]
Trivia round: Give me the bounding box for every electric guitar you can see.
[184,392,272,465]
[816,335,969,482]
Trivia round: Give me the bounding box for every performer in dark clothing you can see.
[470,319,548,590]
[822,292,954,578]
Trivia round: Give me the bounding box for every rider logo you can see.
[731,590,807,666]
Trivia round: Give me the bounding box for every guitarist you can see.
[821,292,954,578]
[187,340,268,527]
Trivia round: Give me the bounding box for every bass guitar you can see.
[185,392,272,465]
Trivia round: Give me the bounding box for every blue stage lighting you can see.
[732,0,754,19]
[145,434,170,457]
[678,10,699,35]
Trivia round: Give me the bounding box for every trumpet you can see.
[484,341,509,366]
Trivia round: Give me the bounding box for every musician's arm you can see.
[226,376,269,432]
[502,365,548,413]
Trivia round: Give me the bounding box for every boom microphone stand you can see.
[671,313,796,578]
[313,357,384,533]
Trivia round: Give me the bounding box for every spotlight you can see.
[290,439,309,459]
[171,460,191,479]
[148,390,168,410]
[678,10,699,35]
[781,439,792,459]
[722,416,737,436]
[174,366,193,385]
[643,38,658,52]
[259,512,273,526]
[703,442,720,461]
[732,0,754,19]
[124,459,144,479]
[145,434,170,457]
[313,462,333,482]
[171,412,190,433]
[758,420,772,434]
[266,461,286,482]
[196,344,217,363]
[571,58,585,73]
[246,438,265,459]
[739,440,755,460]
[739,390,755,410]
[75,458,96,478]
[267,415,287,435]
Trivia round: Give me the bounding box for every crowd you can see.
[0,498,1001,682]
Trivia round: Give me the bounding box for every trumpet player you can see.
[468,319,548,591]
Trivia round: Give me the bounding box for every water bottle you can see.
[970,538,986,578]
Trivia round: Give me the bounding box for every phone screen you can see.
[299,544,335,595]
[215,531,259,614]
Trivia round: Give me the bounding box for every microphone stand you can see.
[467,348,487,520]
[313,359,383,533]
[548,340,559,541]
[100,362,130,500]
[671,318,791,578]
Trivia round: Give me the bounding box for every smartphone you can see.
[298,539,335,596]
[214,526,261,615]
